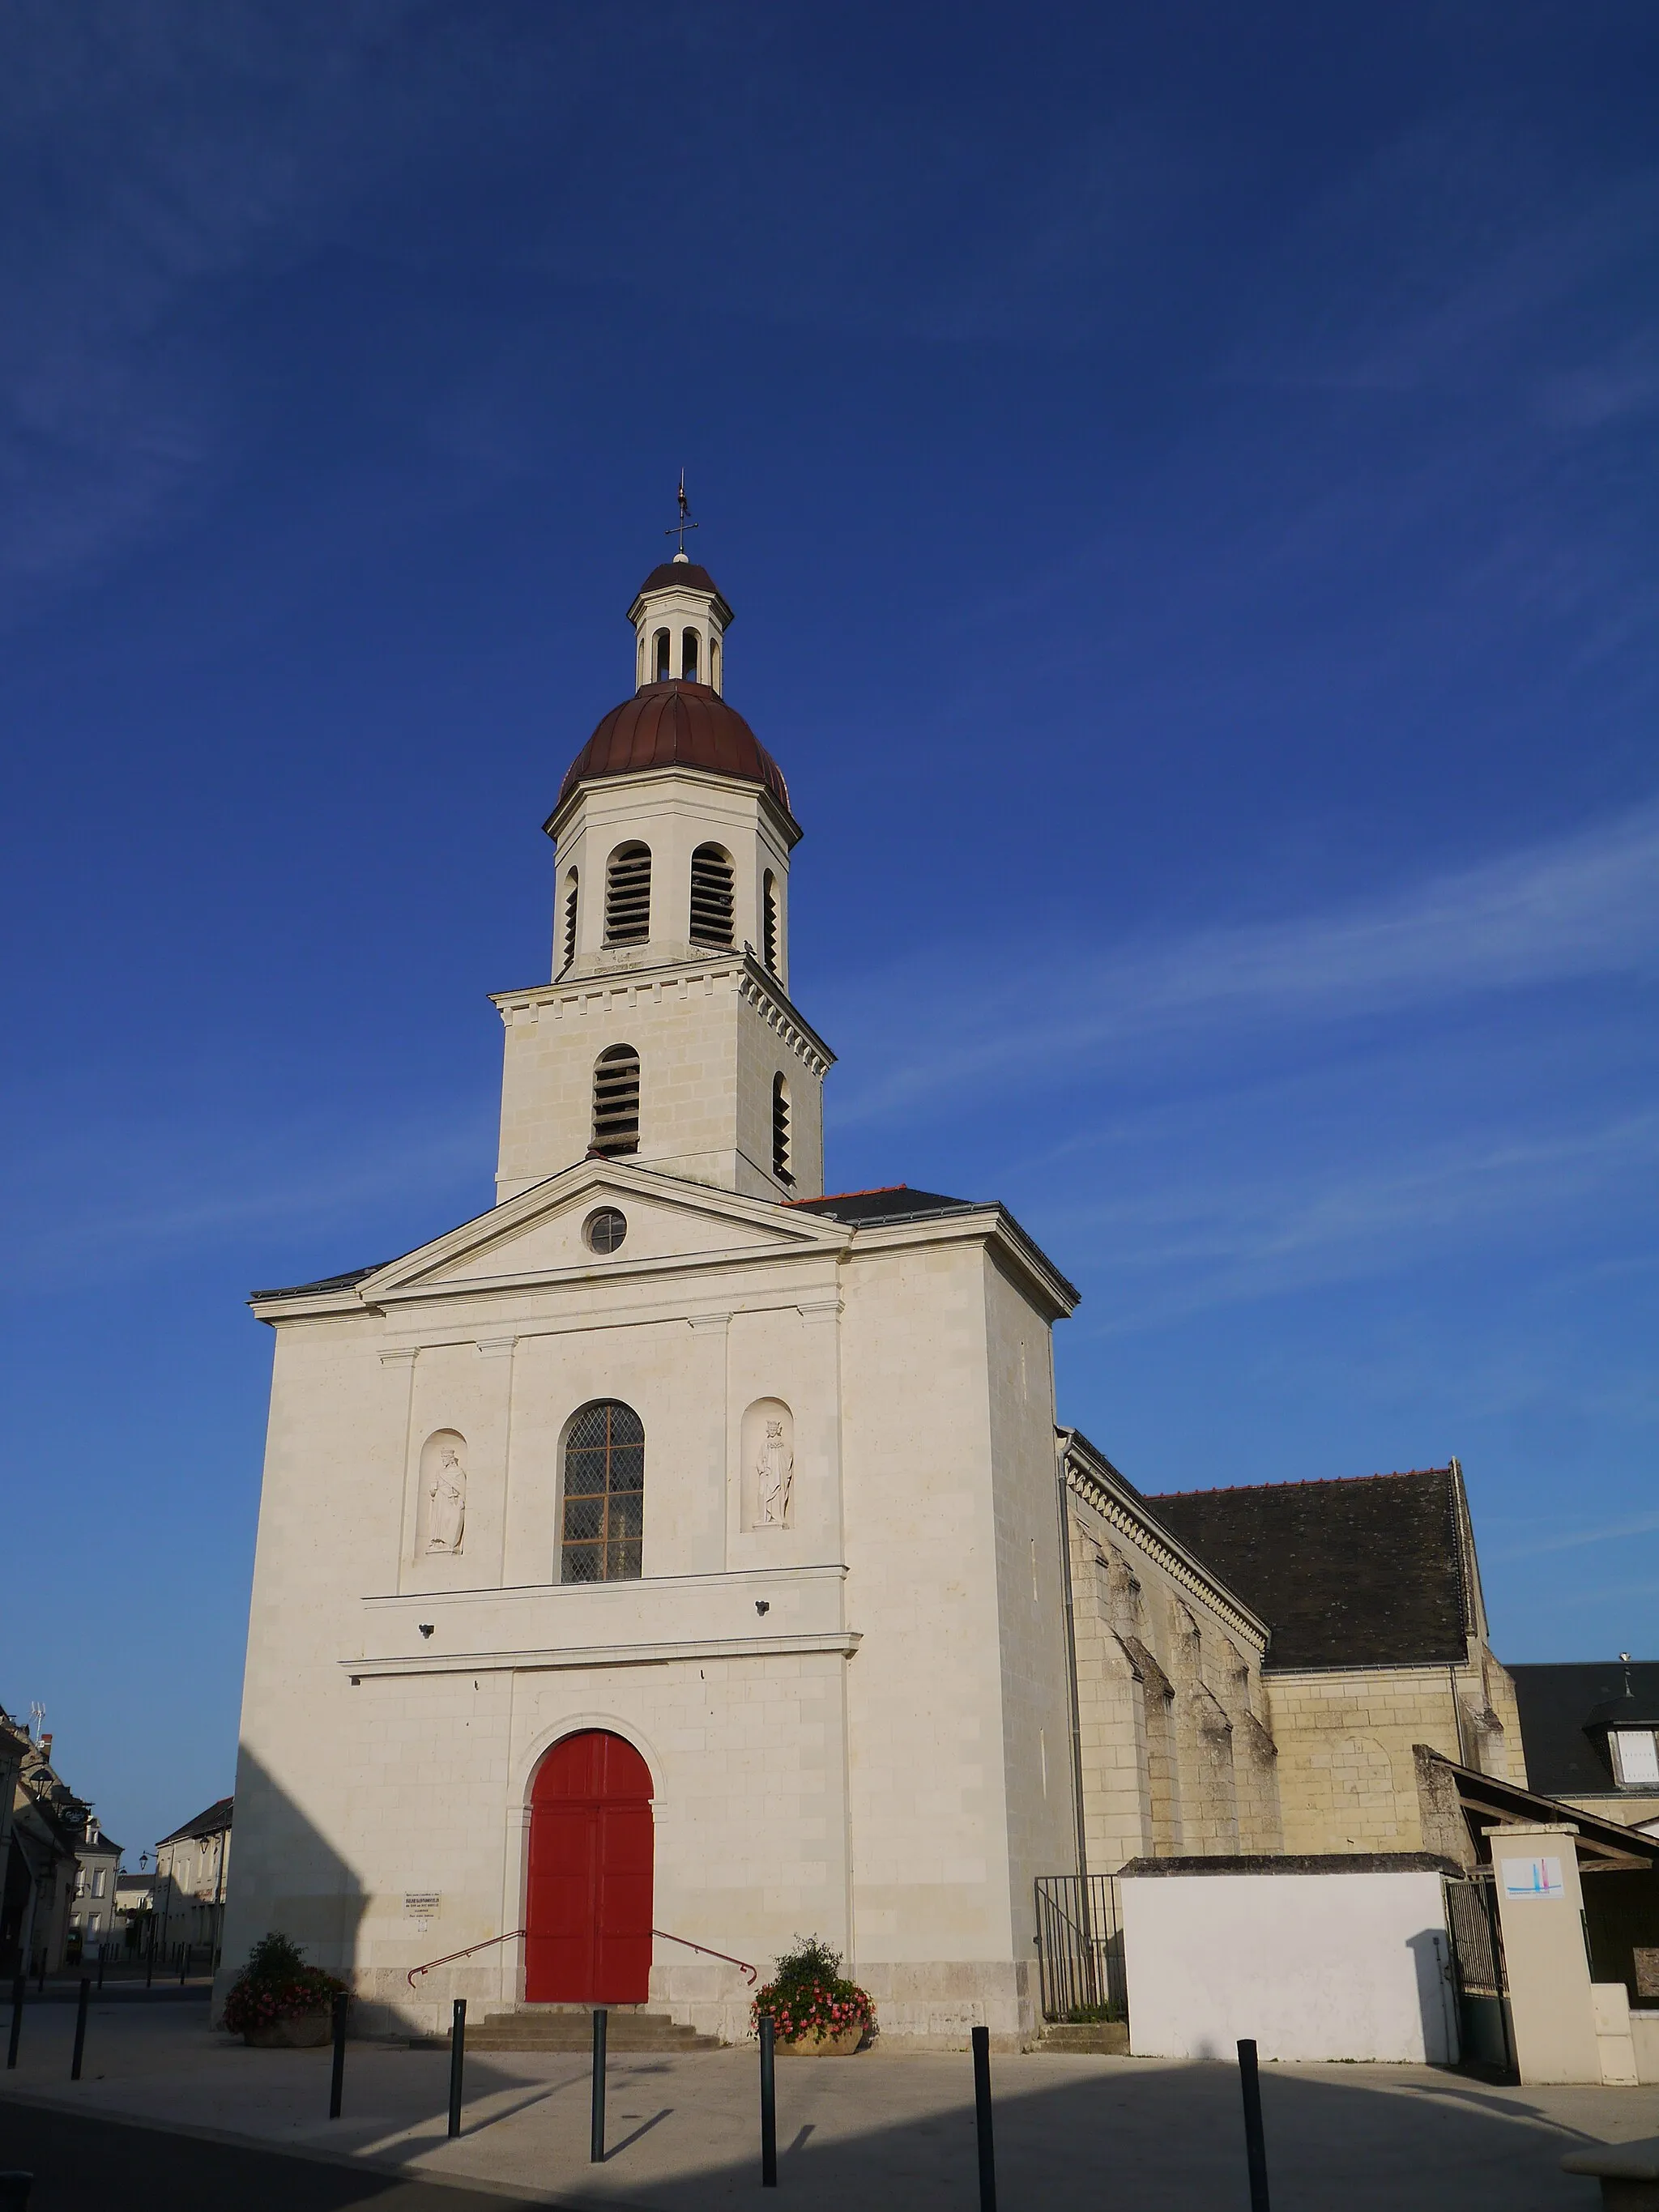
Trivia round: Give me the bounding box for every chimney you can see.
[39,1733,52,1762]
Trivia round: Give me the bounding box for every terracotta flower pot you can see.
[777,2027,864,2056]
[243,2012,332,2048]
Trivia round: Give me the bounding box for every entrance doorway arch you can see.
[525,1731,654,2003]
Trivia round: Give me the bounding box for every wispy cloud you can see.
[825,798,1659,1127]
[1494,1513,1659,1563]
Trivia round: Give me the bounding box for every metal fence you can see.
[1034,1874,1125,2021]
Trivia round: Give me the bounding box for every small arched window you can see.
[605,842,651,944]
[762,871,780,974]
[680,628,699,682]
[772,1073,792,1185]
[591,1044,641,1157]
[710,637,720,693]
[560,869,579,972]
[561,1400,644,1583]
[689,843,735,947]
[653,629,671,682]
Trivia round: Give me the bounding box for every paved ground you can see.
[2,1992,1656,2210]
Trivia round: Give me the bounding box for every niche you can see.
[740,1399,795,1531]
[417,1429,468,1555]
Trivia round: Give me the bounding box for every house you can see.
[70,1817,123,1958]
[1509,1660,1659,1838]
[155,1798,232,1965]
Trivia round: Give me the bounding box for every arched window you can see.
[680,628,699,682]
[591,1044,640,1156]
[710,637,720,693]
[560,869,579,972]
[653,629,670,682]
[560,1400,644,1583]
[762,871,780,974]
[604,842,651,944]
[772,1072,792,1185]
[689,843,735,948]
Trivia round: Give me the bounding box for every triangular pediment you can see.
[357,1160,845,1306]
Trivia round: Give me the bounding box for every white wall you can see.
[1122,1869,1458,2064]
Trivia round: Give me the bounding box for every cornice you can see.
[1061,1434,1269,1656]
[345,1629,861,1681]
[846,1207,1078,1323]
[492,948,834,1075]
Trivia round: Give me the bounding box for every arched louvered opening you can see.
[689,843,735,948]
[762,871,780,974]
[604,843,651,944]
[591,1044,641,1157]
[560,869,579,972]
[680,628,699,682]
[771,1073,792,1186]
[653,629,670,681]
[560,1400,644,1583]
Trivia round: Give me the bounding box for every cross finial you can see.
[666,468,699,560]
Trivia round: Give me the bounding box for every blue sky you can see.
[1,2,1655,1862]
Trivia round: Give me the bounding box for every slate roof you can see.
[1509,1660,1659,1797]
[787,1185,971,1225]
[249,1263,390,1303]
[1145,1468,1470,1672]
[157,1796,234,1847]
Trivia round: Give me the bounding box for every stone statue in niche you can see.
[740,1398,795,1531]
[755,1419,793,1527]
[425,1444,467,1553]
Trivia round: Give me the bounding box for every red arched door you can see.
[525,1731,654,2003]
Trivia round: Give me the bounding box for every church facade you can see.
[222,548,1522,2046]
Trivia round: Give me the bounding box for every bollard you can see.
[0,2174,32,2206]
[1238,2039,1271,2212]
[758,2014,777,2188]
[6,1978,23,2070]
[328,1993,348,2120]
[34,1963,43,1998]
[70,1979,90,2082]
[96,1948,105,1993]
[179,1945,189,1987]
[971,2024,997,2212]
[447,1998,467,2139]
[589,2007,608,2163]
[144,1933,153,1990]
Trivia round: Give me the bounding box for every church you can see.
[222,539,1526,2048]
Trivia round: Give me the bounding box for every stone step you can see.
[461,2008,723,2052]
[1038,2020,1129,2055]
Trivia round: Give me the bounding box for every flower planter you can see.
[777,2027,864,2056]
[243,2013,332,2048]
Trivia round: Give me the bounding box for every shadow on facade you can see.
[215,1748,367,2004]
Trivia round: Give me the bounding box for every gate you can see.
[1034,1874,1125,2021]
[1444,1875,1513,2077]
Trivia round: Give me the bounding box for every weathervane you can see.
[665,469,699,557]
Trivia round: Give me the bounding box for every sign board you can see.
[403,1891,441,1933]
[1499,1856,1564,1901]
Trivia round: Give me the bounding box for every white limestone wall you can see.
[1122,1869,1459,2064]
[493,963,825,1204]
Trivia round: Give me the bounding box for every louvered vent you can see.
[771,1073,792,1185]
[604,843,651,944]
[689,843,735,948]
[561,872,578,970]
[762,871,780,974]
[591,1045,641,1157]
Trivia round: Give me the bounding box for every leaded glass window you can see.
[560,1400,644,1583]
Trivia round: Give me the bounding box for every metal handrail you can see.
[407,1929,527,1988]
[653,1928,758,1985]
[407,1924,758,1990]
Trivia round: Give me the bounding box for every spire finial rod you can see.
[666,469,699,561]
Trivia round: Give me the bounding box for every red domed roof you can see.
[552,680,794,825]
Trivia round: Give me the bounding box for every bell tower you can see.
[492,531,832,1205]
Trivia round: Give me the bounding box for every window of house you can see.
[772,1073,792,1185]
[560,1400,644,1583]
[591,1045,641,1157]
[94,1869,107,1897]
[762,871,780,974]
[681,628,699,681]
[689,843,735,947]
[604,843,651,944]
[561,870,579,970]
[653,629,670,681]
[1612,1729,1659,1786]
